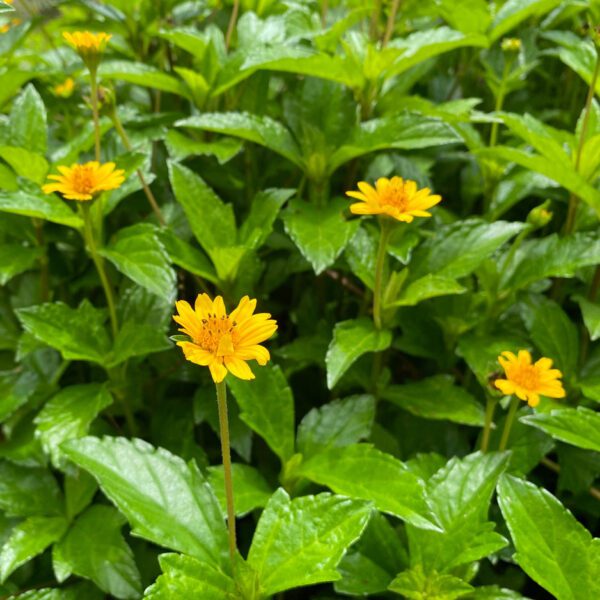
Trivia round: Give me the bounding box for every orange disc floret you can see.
[173,294,278,383]
[494,349,566,407]
[42,161,125,201]
[346,176,442,223]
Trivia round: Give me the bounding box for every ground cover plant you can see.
[2,0,600,598]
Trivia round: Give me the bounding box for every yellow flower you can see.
[501,38,522,52]
[53,78,75,98]
[42,162,125,201]
[173,294,277,383]
[346,177,442,223]
[495,350,566,407]
[1,18,21,33]
[63,31,111,68]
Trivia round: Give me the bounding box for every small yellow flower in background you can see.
[495,350,565,407]
[346,177,442,223]
[501,38,522,52]
[63,31,111,69]
[1,18,21,33]
[42,161,125,201]
[173,294,277,383]
[53,78,75,98]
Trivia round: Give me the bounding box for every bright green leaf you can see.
[0,191,82,228]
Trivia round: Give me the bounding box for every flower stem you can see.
[81,204,118,339]
[89,68,101,162]
[382,0,401,48]
[225,0,240,51]
[480,396,497,452]
[373,218,393,330]
[489,56,514,148]
[564,50,600,235]
[215,380,237,566]
[498,396,520,451]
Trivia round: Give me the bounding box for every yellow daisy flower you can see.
[42,161,125,202]
[346,177,442,223]
[53,77,75,98]
[63,31,111,68]
[173,294,277,383]
[495,350,566,407]
[1,18,21,33]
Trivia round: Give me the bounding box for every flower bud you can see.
[526,201,553,229]
[501,38,521,52]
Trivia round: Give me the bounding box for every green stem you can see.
[369,0,382,42]
[382,0,401,47]
[373,218,393,330]
[33,218,49,302]
[498,397,520,451]
[81,204,118,339]
[89,68,101,162]
[216,380,237,566]
[565,50,600,235]
[225,0,240,51]
[480,396,497,452]
[489,57,514,148]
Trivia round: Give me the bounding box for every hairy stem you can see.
[89,68,101,162]
[498,397,520,451]
[373,219,393,330]
[480,396,498,452]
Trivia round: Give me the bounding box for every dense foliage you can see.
[2,0,600,598]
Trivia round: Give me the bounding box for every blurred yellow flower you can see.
[53,77,75,98]
[346,177,442,223]
[63,31,111,68]
[501,38,522,52]
[1,18,21,33]
[173,294,277,383]
[495,350,565,407]
[42,161,125,201]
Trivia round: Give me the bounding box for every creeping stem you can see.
[372,218,393,330]
[81,203,119,338]
[498,396,520,451]
[216,380,237,565]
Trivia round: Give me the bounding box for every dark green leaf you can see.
[0,244,43,285]
[0,191,82,228]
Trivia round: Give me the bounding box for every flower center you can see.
[194,313,237,355]
[380,181,408,210]
[71,166,96,194]
[511,365,540,391]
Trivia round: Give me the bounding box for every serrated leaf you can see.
[17,301,111,365]
[101,224,176,299]
[406,452,509,573]
[0,516,68,583]
[283,198,359,275]
[297,395,375,458]
[0,191,82,228]
[387,274,466,308]
[207,464,272,518]
[34,384,113,468]
[498,474,600,600]
[326,318,392,389]
[489,0,562,42]
[575,296,600,341]
[144,553,234,600]
[389,565,473,599]
[227,365,295,463]
[9,84,47,155]
[521,407,600,453]
[247,489,372,596]
[165,130,242,164]
[0,244,43,285]
[109,320,171,367]
[298,444,438,531]
[158,229,218,284]
[0,147,48,184]
[53,505,141,599]
[382,375,485,426]
[62,436,228,568]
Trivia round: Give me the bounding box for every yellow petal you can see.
[224,356,255,380]
[209,359,228,383]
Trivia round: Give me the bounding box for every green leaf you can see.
[9,84,47,154]
[498,474,600,600]
[165,130,243,164]
[0,244,43,285]
[389,565,473,599]
[298,444,438,531]
[387,274,466,308]
[0,462,63,517]
[382,375,485,426]
[109,320,171,367]
[227,365,295,463]
[282,198,359,275]
[99,61,190,98]
[34,384,113,468]
[521,407,600,453]
[53,505,141,599]
[326,318,392,389]
[0,191,82,228]
[62,436,228,568]
[0,516,68,583]
[406,452,509,573]
[0,147,48,184]
[158,229,218,284]
[207,464,272,517]
[329,113,461,173]
[101,224,176,299]
[575,295,600,342]
[501,233,600,291]
[489,0,562,42]
[410,219,524,280]
[435,0,491,34]
[297,395,375,458]
[17,301,111,365]
[176,113,303,168]
[144,554,234,600]
[521,298,579,376]
[247,489,372,596]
